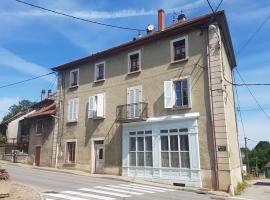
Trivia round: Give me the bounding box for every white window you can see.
[128,50,141,73]
[95,61,105,82]
[164,78,191,109]
[170,36,188,62]
[127,86,142,118]
[65,140,76,163]
[70,69,79,87]
[160,129,190,168]
[129,130,153,167]
[67,98,79,122]
[88,93,105,118]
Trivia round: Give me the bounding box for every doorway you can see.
[35,146,41,166]
[94,141,104,174]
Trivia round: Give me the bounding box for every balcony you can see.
[116,102,148,123]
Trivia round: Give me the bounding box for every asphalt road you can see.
[2,163,246,200]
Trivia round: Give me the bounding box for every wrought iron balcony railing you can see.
[116,102,148,123]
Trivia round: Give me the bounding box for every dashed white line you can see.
[95,186,143,195]
[62,191,115,200]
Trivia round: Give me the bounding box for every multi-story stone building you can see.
[52,10,242,193]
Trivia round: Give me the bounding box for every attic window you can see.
[171,36,188,62]
[70,69,79,87]
[128,50,141,73]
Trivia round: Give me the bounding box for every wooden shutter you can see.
[68,99,72,121]
[164,81,173,108]
[88,96,95,118]
[74,98,79,121]
[97,93,104,118]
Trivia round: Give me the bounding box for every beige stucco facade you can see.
[54,15,242,193]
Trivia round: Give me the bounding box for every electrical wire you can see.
[215,0,224,12]
[13,0,145,32]
[0,72,56,89]
[235,69,270,121]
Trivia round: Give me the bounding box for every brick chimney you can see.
[158,9,165,32]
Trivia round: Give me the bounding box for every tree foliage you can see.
[1,100,35,123]
[243,141,270,173]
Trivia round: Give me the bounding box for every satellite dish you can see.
[147,24,155,32]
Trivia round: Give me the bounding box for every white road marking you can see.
[130,183,175,191]
[107,185,155,193]
[79,188,131,198]
[122,184,167,192]
[62,191,115,200]
[95,186,143,195]
[44,193,88,200]
[229,197,254,200]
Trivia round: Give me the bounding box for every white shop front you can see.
[122,113,201,187]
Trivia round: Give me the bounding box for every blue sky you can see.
[0,0,269,148]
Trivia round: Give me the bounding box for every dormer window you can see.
[171,36,188,62]
[128,50,141,73]
[70,69,79,87]
[95,62,105,82]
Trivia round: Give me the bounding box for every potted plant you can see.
[0,169,10,197]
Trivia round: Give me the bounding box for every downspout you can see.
[206,27,219,191]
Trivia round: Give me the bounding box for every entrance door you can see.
[35,146,41,166]
[95,144,104,173]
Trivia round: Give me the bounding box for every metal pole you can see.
[245,137,250,174]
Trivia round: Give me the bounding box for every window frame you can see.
[88,93,105,119]
[170,36,188,63]
[160,131,190,169]
[35,120,43,135]
[65,139,77,164]
[69,68,79,88]
[94,61,105,82]
[67,98,79,122]
[128,130,153,167]
[128,50,141,74]
[172,78,190,109]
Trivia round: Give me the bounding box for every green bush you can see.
[235,181,249,195]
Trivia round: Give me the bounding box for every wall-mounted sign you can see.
[218,145,227,152]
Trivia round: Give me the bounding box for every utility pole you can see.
[244,137,250,174]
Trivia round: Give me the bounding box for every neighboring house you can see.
[4,110,35,144]
[266,161,270,178]
[52,10,242,193]
[23,96,57,167]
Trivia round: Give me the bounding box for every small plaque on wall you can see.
[218,145,227,152]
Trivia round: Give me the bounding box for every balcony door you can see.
[127,86,142,119]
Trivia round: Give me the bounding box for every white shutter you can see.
[187,78,192,107]
[68,100,72,121]
[97,93,104,118]
[164,81,173,108]
[88,96,95,118]
[74,98,79,121]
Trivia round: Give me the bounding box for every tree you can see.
[1,100,35,123]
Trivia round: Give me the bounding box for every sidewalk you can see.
[0,160,230,198]
[235,179,270,200]
[4,183,41,200]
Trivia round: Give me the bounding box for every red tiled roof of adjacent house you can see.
[266,161,270,168]
[26,103,56,118]
[52,10,236,71]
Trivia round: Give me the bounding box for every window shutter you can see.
[187,78,192,107]
[97,93,104,117]
[74,98,79,121]
[88,96,95,118]
[68,100,72,121]
[164,81,173,108]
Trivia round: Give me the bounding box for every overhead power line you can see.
[215,0,224,12]
[235,69,270,121]
[13,0,145,32]
[0,72,56,89]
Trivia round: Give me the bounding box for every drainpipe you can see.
[206,27,219,191]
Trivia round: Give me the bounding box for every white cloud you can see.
[0,97,19,121]
[0,0,205,19]
[0,47,53,82]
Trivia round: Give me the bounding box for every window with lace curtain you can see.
[129,130,152,167]
[160,130,190,168]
